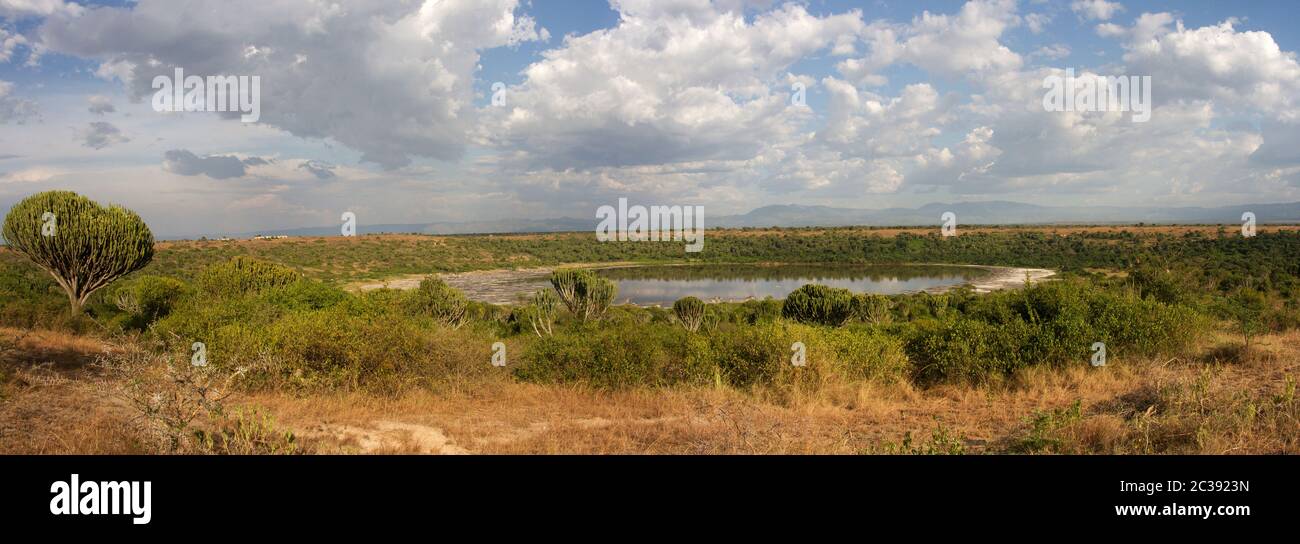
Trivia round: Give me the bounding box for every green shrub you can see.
[406,276,469,329]
[906,318,1034,385]
[736,297,782,324]
[820,325,910,382]
[904,280,1205,384]
[1225,288,1268,350]
[516,322,702,389]
[856,294,893,325]
[1128,265,1186,305]
[262,280,348,311]
[706,321,811,388]
[197,256,299,298]
[0,262,83,329]
[110,275,192,328]
[157,295,496,394]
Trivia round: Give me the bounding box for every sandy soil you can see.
[957,265,1056,294]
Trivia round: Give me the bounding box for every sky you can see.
[1,0,1299,237]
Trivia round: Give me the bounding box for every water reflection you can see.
[586,264,987,306]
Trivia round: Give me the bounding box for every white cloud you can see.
[1024,13,1052,34]
[86,94,114,115]
[838,0,1022,84]
[478,1,862,172]
[5,0,1300,235]
[0,165,65,184]
[1031,44,1071,60]
[1071,0,1125,21]
[0,27,29,63]
[38,0,548,169]
[0,80,37,123]
[0,0,81,19]
[1113,15,1300,115]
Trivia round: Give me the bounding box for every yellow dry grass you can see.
[2,326,1296,455]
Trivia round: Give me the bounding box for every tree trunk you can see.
[67,290,83,316]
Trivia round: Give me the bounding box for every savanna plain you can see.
[2,202,1298,455]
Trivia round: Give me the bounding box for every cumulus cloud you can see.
[163,149,267,179]
[0,27,29,63]
[837,0,1023,86]
[478,1,862,172]
[898,0,1023,78]
[5,0,1300,235]
[1031,44,1071,60]
[0,0,81,19]
[1024,13,1052,34]
[1111,15,1300,115]
[86,94,114,115]
[1071,0,1125,21]
[38,0,548,169]
[80,121,128,149]
[0,80,37,123]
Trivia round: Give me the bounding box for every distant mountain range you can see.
[187,201,1300,240]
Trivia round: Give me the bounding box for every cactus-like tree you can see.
[550,269,616,322]
[526,289,558,337]
[672,296,706,332]
[2,191,154,315]
[782,284,857,326]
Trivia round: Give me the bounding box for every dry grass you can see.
[0,328,146,453]
[2,326,1297,455]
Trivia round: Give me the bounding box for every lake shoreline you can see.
[350,262,1056,306]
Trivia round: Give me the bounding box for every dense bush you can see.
[406,276,469,329]
[857,294,893,325]
[110,275,192,329]
[905,280,1205,385]
[261,280,350,311]
[516,319,909,390]
[197,256,300,298]
[0,262,83,329]
[154,286,493,393]
[516,322,701,389]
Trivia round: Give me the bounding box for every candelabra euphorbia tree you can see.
[2,191,155,315]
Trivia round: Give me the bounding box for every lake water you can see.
[588,264,989,306]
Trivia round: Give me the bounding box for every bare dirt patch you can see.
[298,420,469,454]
